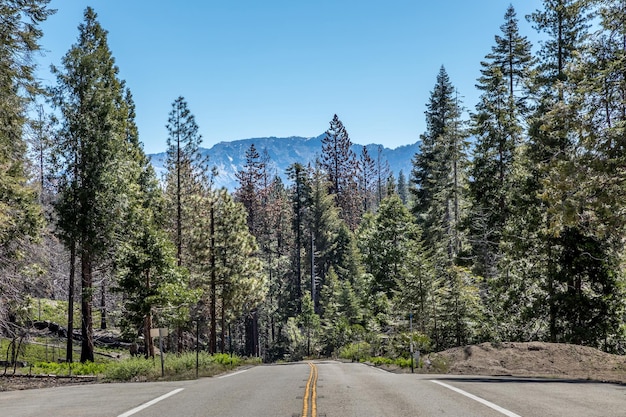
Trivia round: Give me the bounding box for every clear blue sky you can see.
[37,0,544,154]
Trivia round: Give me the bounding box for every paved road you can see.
[1,361,624,416]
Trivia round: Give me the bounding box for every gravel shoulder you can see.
[427,342,626,384]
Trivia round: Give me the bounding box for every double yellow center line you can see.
[301,362,318,417]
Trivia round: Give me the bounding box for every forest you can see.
[1,0,626,366]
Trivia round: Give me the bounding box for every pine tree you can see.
[257,176,294,360]
[50,7,127,362]
[234,143,265,235]
[375,145,391,205]
[468,5,534,282]
[359,195,423,299]
[114,90,195,357]
[397,170,408,205]
[286,162,311,314]
[410,66,469,265]
[0,0,52,341]
[520,0,596,343]
[321,115,361,229]
[357,146,376,213]
[164,96,208,268]
[524,0,626,348]
[308,163,343,312]
[0,0,52,259]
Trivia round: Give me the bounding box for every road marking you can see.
[302,362,318,417]
[218,369,249,379]
[311,362,318,417]
[431,380,521,417]
[117,388,184,417]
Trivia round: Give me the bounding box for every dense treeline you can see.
[1,1,625,364]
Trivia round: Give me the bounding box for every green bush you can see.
[369,356,393,366]
[32,361,107,376]
[338,341,371,362]
[394,357,413,368]
[104,357,157,381]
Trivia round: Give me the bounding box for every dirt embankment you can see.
[429,342,626,383]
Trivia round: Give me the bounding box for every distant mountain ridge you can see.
[149,134,420,191]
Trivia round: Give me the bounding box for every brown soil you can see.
[0,374,97,391]
[427,342,626,383]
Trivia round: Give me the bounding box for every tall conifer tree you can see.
[410,66,469,264]
[469,6,533,282]
[321,115,361,229]
[51,7,126,362]
[164,96,208,268]
[0,0,52,340]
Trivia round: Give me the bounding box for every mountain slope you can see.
[149,134,419,191]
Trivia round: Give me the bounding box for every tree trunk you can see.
[210,203,217,354]
[100,280,107,330]
[66,240,75,363]
[144,269,155,358]
[80,247,94,363]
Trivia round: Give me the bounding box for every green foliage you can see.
[0,2,50,327]
[410,66,469,265]
[104,357,158,381]
[50,6,131,363]
[321,114,361,229]
[33,361,107,376]
[468,5,533,282]
[103,352,253,381]
[338,341,371,362]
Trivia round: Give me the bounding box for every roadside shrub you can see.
[338,341,371,362]
[32,361,107,376]
[369,356,392,366]
[104,357,157,381]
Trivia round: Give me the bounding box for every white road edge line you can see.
[431,380,521,417]
[218,369,249,379]
[117,388,184,417]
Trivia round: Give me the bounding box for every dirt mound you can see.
[429,342,626,383]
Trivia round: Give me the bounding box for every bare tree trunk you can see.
[144,269,155,358]
[80,248,94,363]
[209,202,217,354]
[100,279,107,330]
[220,302,226,354]
[66,240,75,363]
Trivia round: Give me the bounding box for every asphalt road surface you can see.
[1,360,624,417]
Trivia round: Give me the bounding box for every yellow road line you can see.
[311,362,318,417]
[302,362,318,417]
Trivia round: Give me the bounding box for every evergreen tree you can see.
[257,176,294,360]
[286,162,311,314]
[360,195,422,297]
[321,115,361,229]
[114,90,195,357]
[50,7,127,362]
[410,66,469,265]
[357,146,376,213]
[468,5,534,282]
[397,170,408,205]
[0,0,52,259]
[524,0,626,348]
[0,0,52,342]
[234,143,265,235]
[308,163,343,312]
[519,0,596,343]
[375,145,390,205]
[164,96,208,268]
